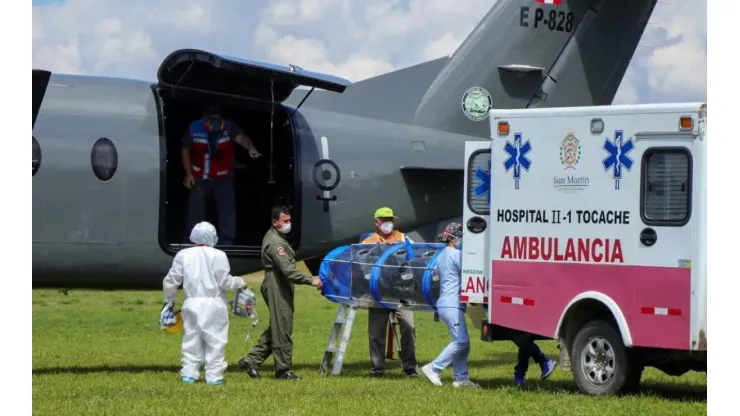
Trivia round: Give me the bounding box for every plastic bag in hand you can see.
[232,288,257,318]
[160,301,176,329]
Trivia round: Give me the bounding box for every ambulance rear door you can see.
[461,140,491,314]
[626,107,700,351]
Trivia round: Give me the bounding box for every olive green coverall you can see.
[243,227,313,377]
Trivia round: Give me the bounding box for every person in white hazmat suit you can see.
[162,221,248,385]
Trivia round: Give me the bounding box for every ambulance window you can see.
[641,147,692,226]
[467,149,491,215]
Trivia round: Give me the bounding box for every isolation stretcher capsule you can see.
[318,243,446,311]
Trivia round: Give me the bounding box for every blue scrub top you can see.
[436,247,465,309]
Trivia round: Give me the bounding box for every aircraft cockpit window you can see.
[91,138,118,181]
[32,136,41,177]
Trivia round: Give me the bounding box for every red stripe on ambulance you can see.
[460,295,489,303]
[536,0,562,4]
[641,307,681,316]
[500,236,624,263]
[500,296,535,306]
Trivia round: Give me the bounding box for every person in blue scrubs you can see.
[421,223,480,388]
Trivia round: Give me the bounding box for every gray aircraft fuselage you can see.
[32,0,659,289]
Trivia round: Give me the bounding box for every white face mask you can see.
[380,221,394,234]
[278,223,292,234]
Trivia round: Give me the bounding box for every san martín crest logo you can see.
[559,133,581,169]
[554,132,589,193]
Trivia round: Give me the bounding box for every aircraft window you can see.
[467,149,491,215]
[32,136,41,177]
[91,137,118,181]
[640,147,692,227]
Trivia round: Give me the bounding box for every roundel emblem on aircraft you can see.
[312,159,341,191]
[461,86,492,122]
[91,137,119,181]
[32,136,41,177]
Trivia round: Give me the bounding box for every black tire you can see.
[571,320,637,396]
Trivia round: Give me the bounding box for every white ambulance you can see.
[461,102,707,395]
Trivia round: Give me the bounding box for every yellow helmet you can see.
[162,310,183,335]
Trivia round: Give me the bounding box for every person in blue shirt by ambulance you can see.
[421,222,557,387]
[420,222,480,388]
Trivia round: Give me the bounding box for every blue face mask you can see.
[455,239,463,250]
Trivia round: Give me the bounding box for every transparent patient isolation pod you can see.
[319,243,445,311]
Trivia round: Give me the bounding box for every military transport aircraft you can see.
[32,0,659,288]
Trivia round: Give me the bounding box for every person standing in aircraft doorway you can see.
[361,207,419,377]
[181,104,262,246]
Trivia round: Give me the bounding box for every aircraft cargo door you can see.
[461,141,491,312]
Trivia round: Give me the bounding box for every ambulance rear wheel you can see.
[571,320,636,396]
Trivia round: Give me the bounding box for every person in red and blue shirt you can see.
[181,104,262,246]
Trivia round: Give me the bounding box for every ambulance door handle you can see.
[639,228,657,247]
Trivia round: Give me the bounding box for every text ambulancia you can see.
[460,102,707,396]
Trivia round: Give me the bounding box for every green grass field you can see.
[33,270,707,415]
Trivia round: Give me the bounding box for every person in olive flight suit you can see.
[239,206,323,380]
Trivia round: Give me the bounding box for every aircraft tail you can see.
[411,0,659,138]
[304,57,449,125]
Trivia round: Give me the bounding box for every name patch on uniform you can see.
[276,246,287,256]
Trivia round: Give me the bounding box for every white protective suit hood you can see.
[190,222,218,247]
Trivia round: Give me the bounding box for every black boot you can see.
[277,371,302,380]
[238,359,261,378]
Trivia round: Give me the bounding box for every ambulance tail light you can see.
[497,121,510,136]
[679,116,693,130]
